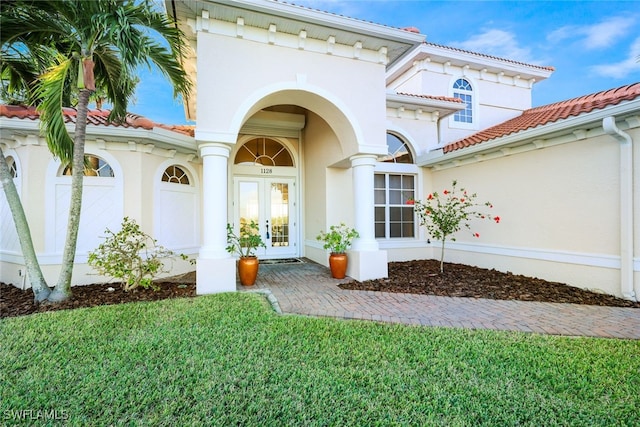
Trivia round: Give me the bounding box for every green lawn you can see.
[1,293,638,426]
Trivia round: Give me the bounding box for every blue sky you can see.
[131,0,640,125]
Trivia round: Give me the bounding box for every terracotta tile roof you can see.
[424,42,555,73]
[443,83,640,154]
[0,104,195,137]
[396,92,463,103]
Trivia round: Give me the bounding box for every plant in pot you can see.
[226,221,266,286]
[316,223,359,279]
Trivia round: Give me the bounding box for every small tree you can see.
[88,217,192,291]
[413,180,500,273]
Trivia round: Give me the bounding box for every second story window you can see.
[453,78,473,124]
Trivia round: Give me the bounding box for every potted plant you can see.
[226,221,266,286]
[316,223,359,279]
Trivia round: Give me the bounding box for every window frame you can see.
[450,77,477,130]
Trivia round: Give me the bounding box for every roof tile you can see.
[0,105,194,137]
[443,82,640,154]
[424,42,555,72]
[396,92,463,103]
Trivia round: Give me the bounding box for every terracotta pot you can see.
[329,253,348,279]
[238,256,259,286]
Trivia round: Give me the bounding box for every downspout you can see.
[602,116,636,301]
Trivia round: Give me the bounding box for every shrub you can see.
[413,180,500,273]
[88,217,192,291]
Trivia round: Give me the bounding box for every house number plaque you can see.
[260,168,273,174]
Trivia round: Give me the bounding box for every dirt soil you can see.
[2,260,638,319]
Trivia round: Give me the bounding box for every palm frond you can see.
[33,55,75,165]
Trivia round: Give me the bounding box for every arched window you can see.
[453,78,473,123]
[379,133,414,164]
[61,155,114,177]
[6,156,17,178]
[234,137,294,166]
[162,165,190,185]
[375,133,417,239]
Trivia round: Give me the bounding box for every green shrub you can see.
[88,217,192,291]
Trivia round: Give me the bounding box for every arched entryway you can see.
[231,136,299,259]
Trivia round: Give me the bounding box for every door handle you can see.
[265,219,270,239]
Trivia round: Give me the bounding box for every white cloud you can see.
[453,29,539,64]
[547,16,637,49]
[591,36,640,78]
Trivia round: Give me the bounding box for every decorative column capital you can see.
[349,154,377,168]
[199,142,232,158]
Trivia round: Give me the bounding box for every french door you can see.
[233,177,297,258]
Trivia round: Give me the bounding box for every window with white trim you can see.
[378,133,414,164]
[234,137,294,166]
[61,155,114,177]
[453,78,473,124]
[374,173,416,239]
[162,165,190,185]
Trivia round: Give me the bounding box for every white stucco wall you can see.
[195,31,388,158]
[0,136,200,288]
[398,129,639,298]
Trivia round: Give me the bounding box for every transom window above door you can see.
[235,137,294,167]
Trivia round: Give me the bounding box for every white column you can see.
[350,155,379,251]
[347,154,388,280]
[196,143,236,294]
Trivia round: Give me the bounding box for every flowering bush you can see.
[412,180,500,273]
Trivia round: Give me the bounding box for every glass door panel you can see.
[270,182,289,248]
[234,177,296,258]
[238,181,259,226]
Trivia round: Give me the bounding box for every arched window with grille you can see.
[453,78,473,124]
[378,133,414,164]
[375,133,418,240]
[47,151,122,258]
[234,137,294,166]
[61,155,114,177]
[162,165,190,185]
[155,162,199,250]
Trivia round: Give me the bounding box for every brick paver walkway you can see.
[238,259,640,339]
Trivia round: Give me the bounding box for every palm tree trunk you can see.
[0,147,51,302]
[48,89,91,302]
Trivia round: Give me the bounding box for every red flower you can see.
[460,198,465,203]
[427,194,433,200]
[406,199,415,205]
[443,190,449,195]
[494,216,500,223]
[473,233,480,238]
[481,215,485,219]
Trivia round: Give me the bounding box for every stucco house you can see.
[1,0,638,301]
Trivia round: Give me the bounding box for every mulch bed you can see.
[340,259,640,308]
[2,260,638,319]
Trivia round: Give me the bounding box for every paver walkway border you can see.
[238,259,640,339]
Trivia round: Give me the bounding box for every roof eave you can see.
[0,117,196,154]
[386,93,464,117]
[418,99,640,167]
